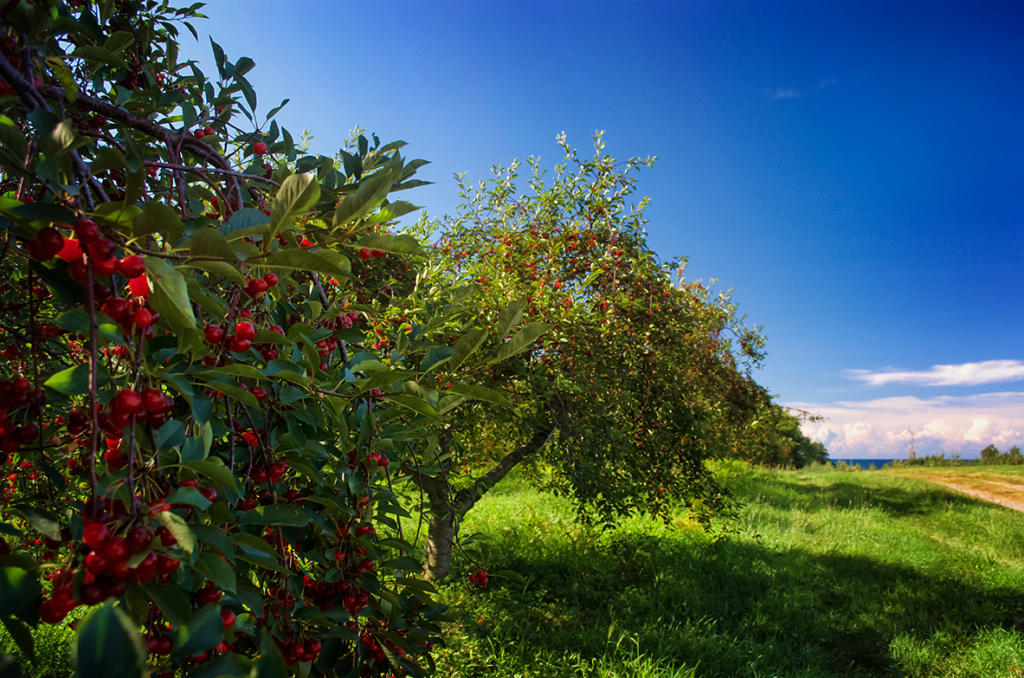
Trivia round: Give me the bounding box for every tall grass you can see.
[434,462,1024,678]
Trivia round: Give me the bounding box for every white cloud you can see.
[845,360,1024,387]
[964,418,992,442]
[772,88,805,99]
[784,392,1024,459]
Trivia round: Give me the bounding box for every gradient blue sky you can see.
[179,0,1024,458]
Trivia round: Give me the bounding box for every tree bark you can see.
[423,428,553,582]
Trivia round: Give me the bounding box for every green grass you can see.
[432,462,1024,678]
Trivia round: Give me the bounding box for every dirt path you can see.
[891,471,1024,513]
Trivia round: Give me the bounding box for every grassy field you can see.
[3,463,1022,678]
[432,462,1024,678]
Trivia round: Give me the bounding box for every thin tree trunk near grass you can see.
[423,429,553,581]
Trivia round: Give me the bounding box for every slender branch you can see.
[144,160,280,187]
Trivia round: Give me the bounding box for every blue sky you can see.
[179,0,1024,459]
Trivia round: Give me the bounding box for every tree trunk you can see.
[422,428,552,582]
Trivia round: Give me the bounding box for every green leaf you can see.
[92,147,127,176]
[187,227,243,261]
[254,632,286,678]
[173,603,224,660]
[0,568,41,619]
[232,533,281,560]
[194,553,236,594]
[43,363,110,396]
[232,581,264,618]
[0,619,33,665]
[142,582,192,627]
[54,309,124,346]
[354,233,424,257]
[388,394,440,420]
[180,259,246,286]
[238,504,310,527]
[421,347,453,373]
[221,208,269,240]
[165,487,211,510]
[184,651,251,678]
[0,649,24,678]
[268,173,320,242]
[495,322,553,362]
[73,602,147,678]
[197,363,264,382]
[367,201,422,225]
[235,71,257,112]
[333,162,399,230]
[206,383,258,407]
[0,116,27,164]
[146,258,197,330]
[495,298,526,341]
[71,45,128,70]
[262,248,353,280]
[447,382,511,408]
[155,511,196,555]
[492,569,526,584]
[10,506,60,540]
[181,458,238,491]
[449,328,487,372]
[156,419,186,450]
[382,556,423,574]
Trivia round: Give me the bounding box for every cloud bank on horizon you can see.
[787,361,1024,459]
[846,360,1024,387]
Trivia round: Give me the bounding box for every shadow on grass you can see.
[439,533,1024,678]
[735,471,1001,518]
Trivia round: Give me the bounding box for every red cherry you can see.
[92,256,117,277]
[156,525,177,547]
[251,467,269,484]
[155,554,180,574]
[197,584,221,605]
[68,257,88,282]
[128,273,149,297]
[269,325,285,335]
[234,321,255,340]
[39,598,68,624]
[84,549,110,574]
[263,272,278,286]
[36,226,65,258]
[73,218,100,244]
[269,462,288,482]
[359,248,372,260]
[141,388,165,413]
[87,238,116,262]
[228,336,251,353]
[372,249,385,258]
[199,487,217,502]
[83,522,111,550]
[251,386,267,402]
[57,237,83,262]
[220,609,236,628]
[80,582,104,606]
[12,376,30,392]
[101,298,130,321]
[253,142,267,155]
[104,536,130,563]
[127,526,152,552]
[116,255,146,279]
[111,389,143,415]
[133,308,153,328]
[261,348,278,362]
[204,325,224,343]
